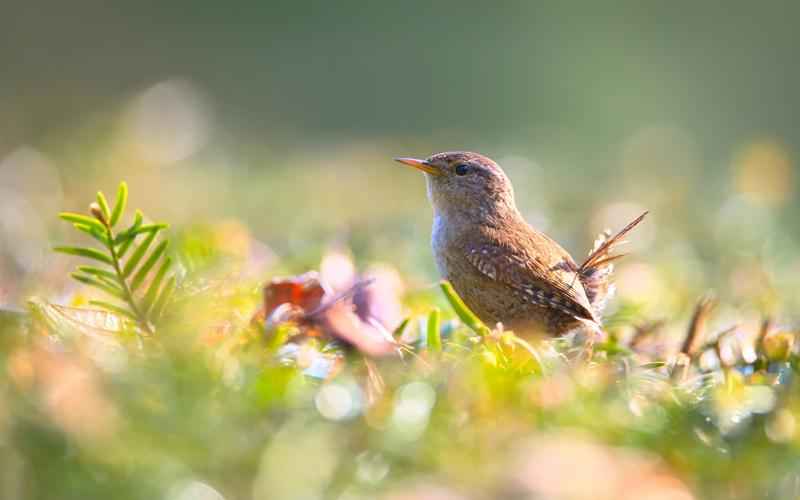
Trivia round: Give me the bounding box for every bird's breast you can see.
[430,212,481,282]
[430,213,450,277]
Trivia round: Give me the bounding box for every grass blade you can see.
[109,182,128,227]
[54,246,113,266]
[439,280,490,336]
[130,240,168,292]
[427,308,442,353]
[393,317,410,339]
[123,230,157,278]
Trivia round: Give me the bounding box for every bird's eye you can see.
[455,164,470,176]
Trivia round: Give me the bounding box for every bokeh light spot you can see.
[734,140,794,206]
[124,79,211,166]
[167,480,225,500]
[315,382,360,421]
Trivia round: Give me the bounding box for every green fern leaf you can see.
[87,300,138,321]
[55,181,175,336]
[72,223,110,245]
[96,191,111,221]
[59,212,105,233]
[142,256,171,313]
[77,265,119,282]
[123,230,157,278]
[116,211,144,259]
[71,272,126,300]
[151,276,175,321]
[109,182,128,227]
[130,240,168,292]
[137,223,169,233]
[29,298,132,338]
[54,246,113,266]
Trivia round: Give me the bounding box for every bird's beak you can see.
[394,157,441,176]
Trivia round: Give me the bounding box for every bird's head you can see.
[394,152,517,219]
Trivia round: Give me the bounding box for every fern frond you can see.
[71,272,126,300]
[55,181,177,336]
[151,276,176,321]
[142,257,172,313]
[87,300,138,321]
[109,181,127,227]
[131,240,168,292]
[59,212,105,232]
[123,230,158,278]
[77,265,119,281]
[54,246,113,265]
[96,191,112,222]
[72,223,111,245]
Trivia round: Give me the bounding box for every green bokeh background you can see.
[3,4,800,499]
[2,0,799,314]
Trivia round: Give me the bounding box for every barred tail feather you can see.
[578,211,648,315]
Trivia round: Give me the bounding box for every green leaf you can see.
[123,210,144,239]
[116,223,167,259]
[136,223,169,234]
[109,182,128,227]
[117,235,136,260]
[115,219,168,247]
[142,256,172,313]
[150,276,175,321]
[73,223,110,245]
[393,317,410,338]
[28,298,130,340]
[114,210,144,257]
[439,280,490,336]
[59,212,105,233]
[96,191,111,222]
[77,265,119,282]
[130,240,168,292]
[87,300,137,321]
[71,272,126,300]
[122,230,157,278]
[117,236,136,260]
[54,246,113,266]
[427,308,442,353]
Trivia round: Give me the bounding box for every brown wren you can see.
[395,152,647,337]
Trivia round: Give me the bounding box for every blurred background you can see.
[4,3,800,500]
[2,0,799,321]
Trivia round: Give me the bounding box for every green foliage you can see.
[426,307,442,353]
[54,182,175,335]
[439,280,491,336]
[0,177,793,500]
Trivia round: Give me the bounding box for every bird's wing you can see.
[464,234,597,323]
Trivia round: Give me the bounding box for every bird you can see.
[395,151,647,337]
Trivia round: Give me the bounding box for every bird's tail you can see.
[578,211,648,315]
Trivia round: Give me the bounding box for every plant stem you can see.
[103,221,154,336]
